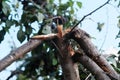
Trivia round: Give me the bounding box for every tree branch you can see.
[71,28,120,80]
[72,52,111,80]
[0,34,57,72]
[0,40,42,72]
[71,0,110,31]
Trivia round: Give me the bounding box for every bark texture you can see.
[71,28,120,80]
[0,33,57,72]
[54,37,80,80]
[0,40,42,71]
[0,27,119,80]
[73,52,111,80]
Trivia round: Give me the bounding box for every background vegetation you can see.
[0,0,120,80]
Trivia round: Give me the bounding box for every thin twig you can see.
[85,73,92,80]
[29,0,41,9]
[70,0,111,32]
[51,40,63,57]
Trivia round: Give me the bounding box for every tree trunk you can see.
[72,51,111,80]
[54,37,80,80]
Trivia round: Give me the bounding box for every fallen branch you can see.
[71,28,119,80]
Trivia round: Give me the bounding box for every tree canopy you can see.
[0,0,120,80]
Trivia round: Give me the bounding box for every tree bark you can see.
[71,28,120,80]
[0,40,42,71]
[72,51,111,80]
[54,37,80,80]
[0,33,57,72]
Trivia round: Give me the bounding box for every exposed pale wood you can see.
[31,33,57,40]
[0,33,57,72]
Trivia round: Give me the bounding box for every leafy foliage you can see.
[0,0,83,79]
[17,28,26,43]
[0,0,120,80]
[76,1,82,8]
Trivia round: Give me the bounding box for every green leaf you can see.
[52,58,57,65]
[68,0,74,7]
[114,67,120,73]
[117,1,120,7]
[17,28,26,43]
[117,16,120,18]
[116,30,120,38]
[17,74,29,80]
[5,20,14,32]
[107,55,117,67]
[76,1,82,8]
[6,20,14,28]
[59,3,69,11]
[21,13,27,23]
[37,12,44,22]
[25,26,32,35]
[119,43,120,47]
[28,14,37,23]
[49,0,54,4]
[97,22,104,32]
[117,19,120,28]
[2,1,10,15]
[0,28,6,43]
[70,7,74,14]
[3,0,10,1]
[42,25,52,34]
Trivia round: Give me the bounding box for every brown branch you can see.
[72,52,111,80]
[70,0,110,32]
[70,28,120,80]
[6,69,23,80]
[0,40,42,72]
[0,34,57,72]
[53,36,80,80]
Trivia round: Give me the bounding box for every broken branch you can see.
[0,33,58,72]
